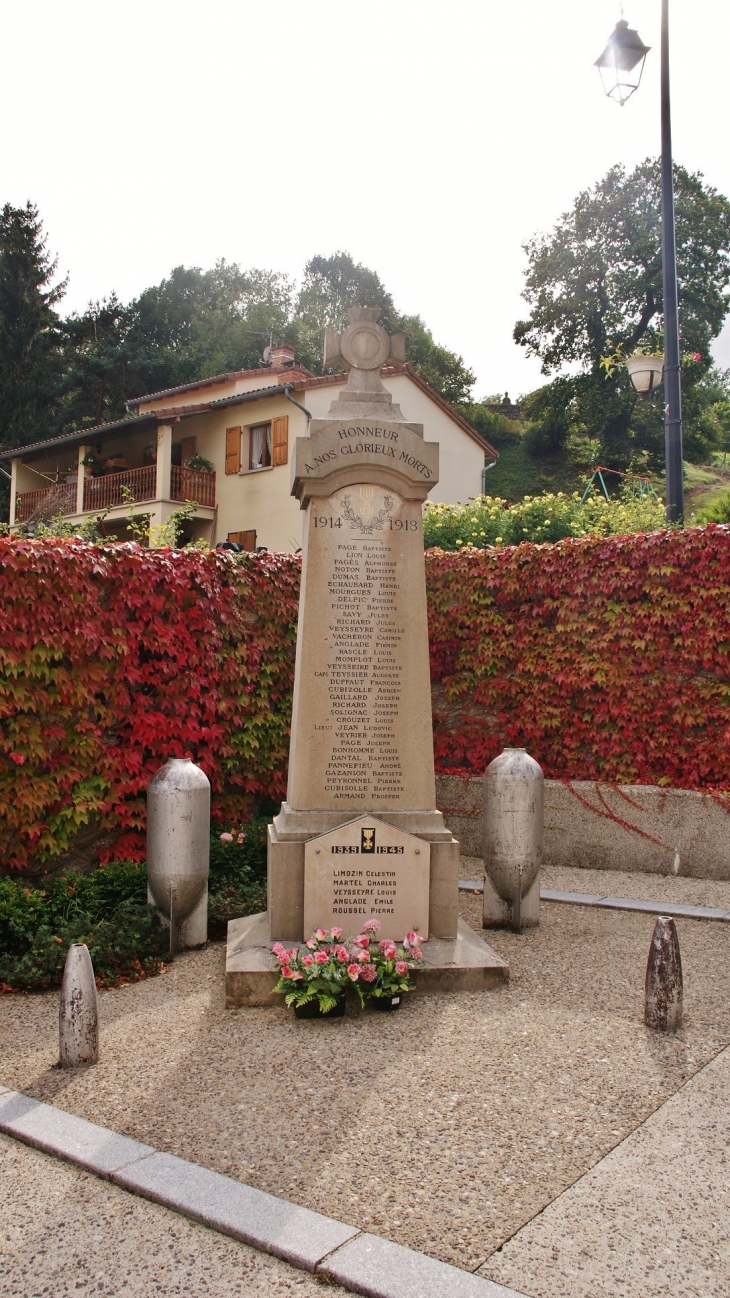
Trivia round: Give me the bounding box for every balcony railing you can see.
[170,464,216,507]
[83,465,157,512]
[16,463,217,524]
[15,483,77,523]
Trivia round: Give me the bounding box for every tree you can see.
[0,202,65,451]
[514,160,730,468]
[295,251,476,402]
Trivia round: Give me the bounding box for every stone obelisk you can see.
[268,308,459,941]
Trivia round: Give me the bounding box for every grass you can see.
[484,438,605,504]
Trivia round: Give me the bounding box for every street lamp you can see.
[595,2,684,523]
[594,20,650,107]
[625,354,665,395]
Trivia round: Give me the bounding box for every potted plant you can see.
[272,927,362,1018]
[350,920,424,1011]
[185,454,215,473]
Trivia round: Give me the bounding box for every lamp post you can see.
[595,2,684,523]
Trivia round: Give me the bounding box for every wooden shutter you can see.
[225,427,241,474]
[180,436,197,465]
[271,415,289,467]
[228,530,257,551]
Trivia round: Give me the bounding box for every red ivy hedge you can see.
[428,526,730,788]
[0,539,300,870]
[1,528,729,872]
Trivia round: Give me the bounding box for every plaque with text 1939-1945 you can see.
[303,815,430,941]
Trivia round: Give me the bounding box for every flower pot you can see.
[372,994,402,1012]
[293,995,346,1020]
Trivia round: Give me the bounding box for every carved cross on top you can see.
[324,307,405,374]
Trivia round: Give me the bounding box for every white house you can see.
[3,344,497,551]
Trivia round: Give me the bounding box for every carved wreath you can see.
[340,493,393,535]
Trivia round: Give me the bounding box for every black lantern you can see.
[594,19,651,106]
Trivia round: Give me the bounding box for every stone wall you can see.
[436,775,730,880]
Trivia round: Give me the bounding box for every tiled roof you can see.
[3,368,497,463]
[0,412,157,462]
[126,363,313,409]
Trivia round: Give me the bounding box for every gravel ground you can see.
[2,868,730,1275]
[0,1132,350,1298]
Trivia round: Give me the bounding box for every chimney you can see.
[268,343,296,369]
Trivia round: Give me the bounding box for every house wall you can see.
[179,395,307,552]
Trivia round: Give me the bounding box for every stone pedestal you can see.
[226,911,508,1008]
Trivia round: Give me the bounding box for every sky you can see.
[2,0,729,400]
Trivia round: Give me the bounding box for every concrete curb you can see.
[0,1087,529,1298]
[458,881,730,922]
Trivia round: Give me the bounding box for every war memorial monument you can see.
[226,309,506,1004]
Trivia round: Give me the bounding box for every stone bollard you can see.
[483,747,544,932]
[147,756,210,953]
[59,944,99,1067]
[645,915,683,1031]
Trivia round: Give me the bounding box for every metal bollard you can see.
[645,915,683,1031]
[59,944,99,1067]
[147,757,210,951]
[483,747,544,931]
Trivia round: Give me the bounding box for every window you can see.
[249,423,272,470]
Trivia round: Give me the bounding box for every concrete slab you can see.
[480,1046,730,1298]
[323,1232,529,1298]
[226,913,508,1007]
[113,1149,359,1272]
[541,889,730,922]
[0,1089,154,1175]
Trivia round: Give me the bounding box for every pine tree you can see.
[0,202,65,450]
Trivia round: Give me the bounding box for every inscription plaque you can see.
[304,815,430,940]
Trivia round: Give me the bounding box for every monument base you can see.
[225,912,508,1009]
[482,872,541,929]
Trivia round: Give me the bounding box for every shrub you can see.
[422,488,666,550]
[0,862,167,991]
[695,490,730,524]
[0,825,271,989]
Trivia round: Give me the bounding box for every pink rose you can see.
[361,963,377,982]
[330,927,343,939]
[302,954,314,966]
[315,928,328,941]
[281,965,293,978]
[379,940,397,958]
[355,934,369,948]
[363,918,381,933]
[357,949,370,963]
[306,939,317,950]
[272,942,286,956]
[220,832,233,842]
[314,950,328,965]
[405,932,420,946]
[290,970,303,981]
[347,964,360,981]
[395,961,409,976]
[335,946,349,962]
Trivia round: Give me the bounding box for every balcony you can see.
[16,464,217,523]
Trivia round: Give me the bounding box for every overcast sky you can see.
[3,0,729,399]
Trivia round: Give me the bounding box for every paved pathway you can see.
[0,1131,349,1298]
[481,1044,730,1298]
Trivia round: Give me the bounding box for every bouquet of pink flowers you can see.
[272,927,365,1014]
[272,920,424,1014]
[350,919,424,1000]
